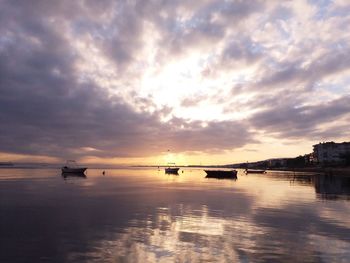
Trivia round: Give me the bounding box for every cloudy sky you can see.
[0,0,349,165]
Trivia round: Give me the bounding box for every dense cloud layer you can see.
[0,0,349,161]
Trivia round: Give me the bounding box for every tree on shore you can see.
[286,156,305,168]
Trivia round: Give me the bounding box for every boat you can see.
[204,170,237,179]
[245,169,266,174]
[165,163,180,174]
[165,167,180,174]
[61,160,87,174]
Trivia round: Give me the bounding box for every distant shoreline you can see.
[135,165,350,176]
[1,164,350,176]
[268,167,350,176]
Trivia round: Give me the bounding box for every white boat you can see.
[61,160,87,174]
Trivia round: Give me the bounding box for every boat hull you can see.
[61,167,87,174]
[165,167,180,174]
[205,170,237,179]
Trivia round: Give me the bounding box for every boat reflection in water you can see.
[1,168,350,262]
[61,172,87,180]
[314,174,350,200]
[204,169,238,180]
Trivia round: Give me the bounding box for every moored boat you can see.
[204,170,237,179]
[165,163,180,174]
[165,167,180,174]
[61,160,87,174]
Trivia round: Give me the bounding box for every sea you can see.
[0,167,349,262]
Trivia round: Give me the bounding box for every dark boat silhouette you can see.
[204,170,237,179]
[61,160,87,174]
[165,167,180,174]
[165,163,180,174]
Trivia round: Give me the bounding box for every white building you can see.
[313,142,350,164]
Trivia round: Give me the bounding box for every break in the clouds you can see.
[0,0,349,162]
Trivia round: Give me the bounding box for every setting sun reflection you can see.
[2,168,350,262]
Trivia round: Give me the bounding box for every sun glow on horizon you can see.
[1,1,349,165]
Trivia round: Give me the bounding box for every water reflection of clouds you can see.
[308,234,350,263]
[63,169,350,262]
[238,173,315,209]
[2,168,350,262]
[318,204,350,229]
[85,174,350,262]
[78,204,245,262]
[252,204,350,261]
[77,201,350,262]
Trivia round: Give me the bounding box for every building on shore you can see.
[303,153,313,164]
[313,141,350,164]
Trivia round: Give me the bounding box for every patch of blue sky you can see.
[337,39,348,48]
[248,40,265,55]
[317,78,350,95]
[255,15,291,44]
[308,0,333,20]
[71,20,89,36]
[328,3,350,18]
[170,18,187,33]
[329,40,349,52]
[312,0,350,19]
[263,56,290,72]
[177,8,203,28]
[276,21,291,41]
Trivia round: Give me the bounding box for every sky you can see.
[0,0,350,165]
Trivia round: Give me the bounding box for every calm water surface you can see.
[1,168,350,262]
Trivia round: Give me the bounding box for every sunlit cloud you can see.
[0,0,349,164]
